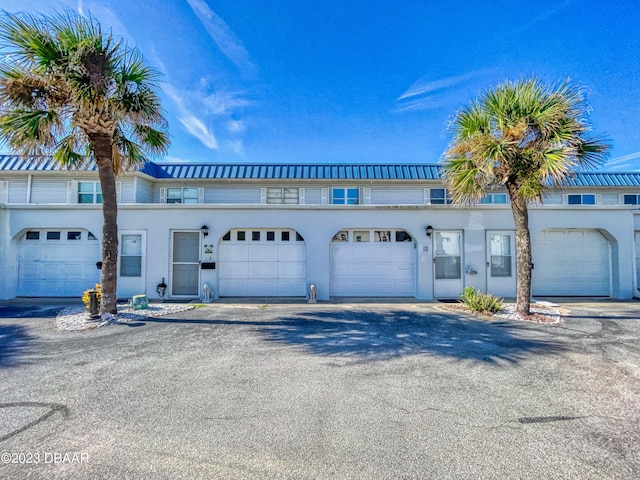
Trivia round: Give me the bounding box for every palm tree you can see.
[442,78,608,315]
[0,11,169,314]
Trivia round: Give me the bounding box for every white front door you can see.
[172,231,200,296]
[118,231,146,298]
[433,231,463,299]
[486,231,516,298]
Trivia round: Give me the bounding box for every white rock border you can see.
[55,304,196,332]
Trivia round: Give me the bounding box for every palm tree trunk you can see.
[91,134,119,314]
[510,195,532,315]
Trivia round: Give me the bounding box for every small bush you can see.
[460,287,503,314]
[82,284,102,311]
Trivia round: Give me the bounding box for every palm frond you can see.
[442,76,609,205]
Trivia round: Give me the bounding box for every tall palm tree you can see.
[442,78,608,315]
[0,11,169,314]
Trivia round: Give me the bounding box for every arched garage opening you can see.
[532,228,612,297]
[330,228,416,297]
[218,228,306,296]
[17,228,101,297]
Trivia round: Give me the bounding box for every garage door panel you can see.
[278,280,306,295]
[219,262,248,278]
[247,279,278,296]
[330,237,415,297]
[277,262,306,278]
[220,244,249,261]
[249,245,278,261]
[532,229,610,296]
[221,279,248,296]
[248,261,279,278]
[18,230,100,297]
[219,229,306,296]
[277,245,305,261]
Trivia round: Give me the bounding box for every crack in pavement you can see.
[0,402,69,442]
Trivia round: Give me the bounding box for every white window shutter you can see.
[364,187,371,204]
[260,188,267,204]
[116,181,122,203]
[299,187,305,204]
[619,194,625,204]
[596,194,602,205]
[198,188,205,203]
[67,180,78,204]
[1,181,8,204]
[424,188,430,205]
[562,194,568,204]
[159,187,166,203]
[321,188,328,204]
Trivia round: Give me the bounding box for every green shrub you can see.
[460,287,503,314]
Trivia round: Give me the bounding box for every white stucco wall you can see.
[0,203,636,301]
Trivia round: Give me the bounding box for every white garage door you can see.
[532,229,611,296]
[331,229,415,296]
[219,229,306,296]
[18,229,101,297]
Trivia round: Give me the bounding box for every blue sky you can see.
[3,0,640,169]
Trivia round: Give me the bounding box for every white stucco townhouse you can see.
[1,155,639,302]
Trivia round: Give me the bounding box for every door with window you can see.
[172,231,200,296]
[486,231,516,298]
[118,231,146,298]
[433,231,463,298]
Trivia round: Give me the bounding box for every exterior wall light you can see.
[201,225,209,237]
[425,225,434,237]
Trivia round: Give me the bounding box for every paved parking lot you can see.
[0,300,639,479]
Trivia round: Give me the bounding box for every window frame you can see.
[479,193,509,204]
[78,181,102,204]
[428,188,452,205]
[566,193,597,205]
[266,187,299,204]
[120,233,143,277]
[331,187,359,205]
[166,187,199,204]
[622,194,640,205]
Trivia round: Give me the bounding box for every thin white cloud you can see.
[604,151,640,169]
[186,0,256,75]
[226,119,246,135]
[77,1,133,44]
[396,70,492,113]
[164,84,218,149]
[180,116,218,149]
[203,90,251,115]
[227,139,245,155]
[398,73,476,101]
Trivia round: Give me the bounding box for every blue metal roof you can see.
[0,155,97,172]
[2,155,640,185]
[138,162,443,180]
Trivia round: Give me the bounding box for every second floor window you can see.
[267,187,299,204]
[167,187,198,204]
[567,194,596,205]
[78,182,102,204]
[429,188,452,205]
[480,193,508,204]
[332,187,359,205]
[623,194,640,205]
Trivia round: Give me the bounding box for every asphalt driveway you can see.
[0,300,639,479]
